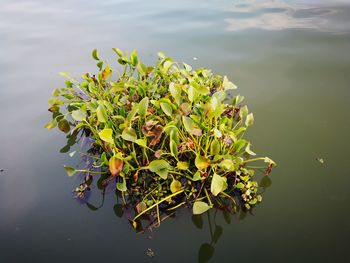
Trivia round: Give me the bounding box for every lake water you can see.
[1,0,350,262]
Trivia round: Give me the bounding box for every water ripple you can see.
[226,0,350,34]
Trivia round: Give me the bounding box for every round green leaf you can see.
[210,173,227,196]
[193,201,211,215]
[98,128,114,144]
[122,127,137,142]
[63,165,76,177]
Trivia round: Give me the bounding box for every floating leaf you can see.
[109,156,123,177]
[71,110,86,121]
[170,179,182,193]
[98,128,114,144]
[195,155,210,170]
[63,165,76,177]
[223,76,237,90]
[122,127,137,142]
[177,161,189,170]
[193,201,211,215]
[210,173,227,196]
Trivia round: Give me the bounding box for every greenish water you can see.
[1,0,350,262]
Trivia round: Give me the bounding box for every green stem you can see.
[133,189,184,221]
[204,188,213,207]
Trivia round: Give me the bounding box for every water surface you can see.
[1,0,350,262]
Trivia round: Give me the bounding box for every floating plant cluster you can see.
[45,48,275,228]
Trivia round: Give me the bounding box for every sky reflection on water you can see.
[226,0,350,33]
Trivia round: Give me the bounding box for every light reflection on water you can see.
[226,0,350,33]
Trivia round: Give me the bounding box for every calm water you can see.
[1,0,350,262]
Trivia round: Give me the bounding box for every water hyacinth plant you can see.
[45,48,275,228]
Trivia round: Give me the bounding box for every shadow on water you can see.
[72,156,273,263]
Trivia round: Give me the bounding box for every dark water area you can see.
[1,0,350,262]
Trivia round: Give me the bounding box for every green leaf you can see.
[177,161,189,170]
[210,173,227,196]
[96,61,103,70]
[160,102,173,117]
[130,50,138,66]
[148,160,171,179]
[135,138,147,148]
[219,159,234,171]
[234,139,246,152]
[122,127,137,142]
[58,119,70,133]
[264,157,276,166]
[182,116,202,136]
[210,139,220,155]
[170,179,182,193]
[245,113,254,126]
[63,165,76,177]
[193,171,202,181]
[191,82,209,95]
[195,155,210,170]
[127,104,139,122]
[98,128,114,144]
[183,63,192,71]
[71,110,86,121]
[170,139,178,157]
[245,143,256,156]
[236,182,245,189]
[188,86,199,102]
[92,48,100,60]
[112,48,123,57]
[193,201,211,215]
[223,76,237,90]
[138,97,149,118]
[44,118,57,129]
[232,95,244,106]
[157,51,165,59]
[117,177,127,192]
[169,82,181,102]
[240,105,248,118]
[96,103,108,123]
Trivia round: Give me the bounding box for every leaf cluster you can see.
[45,48,276,224]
